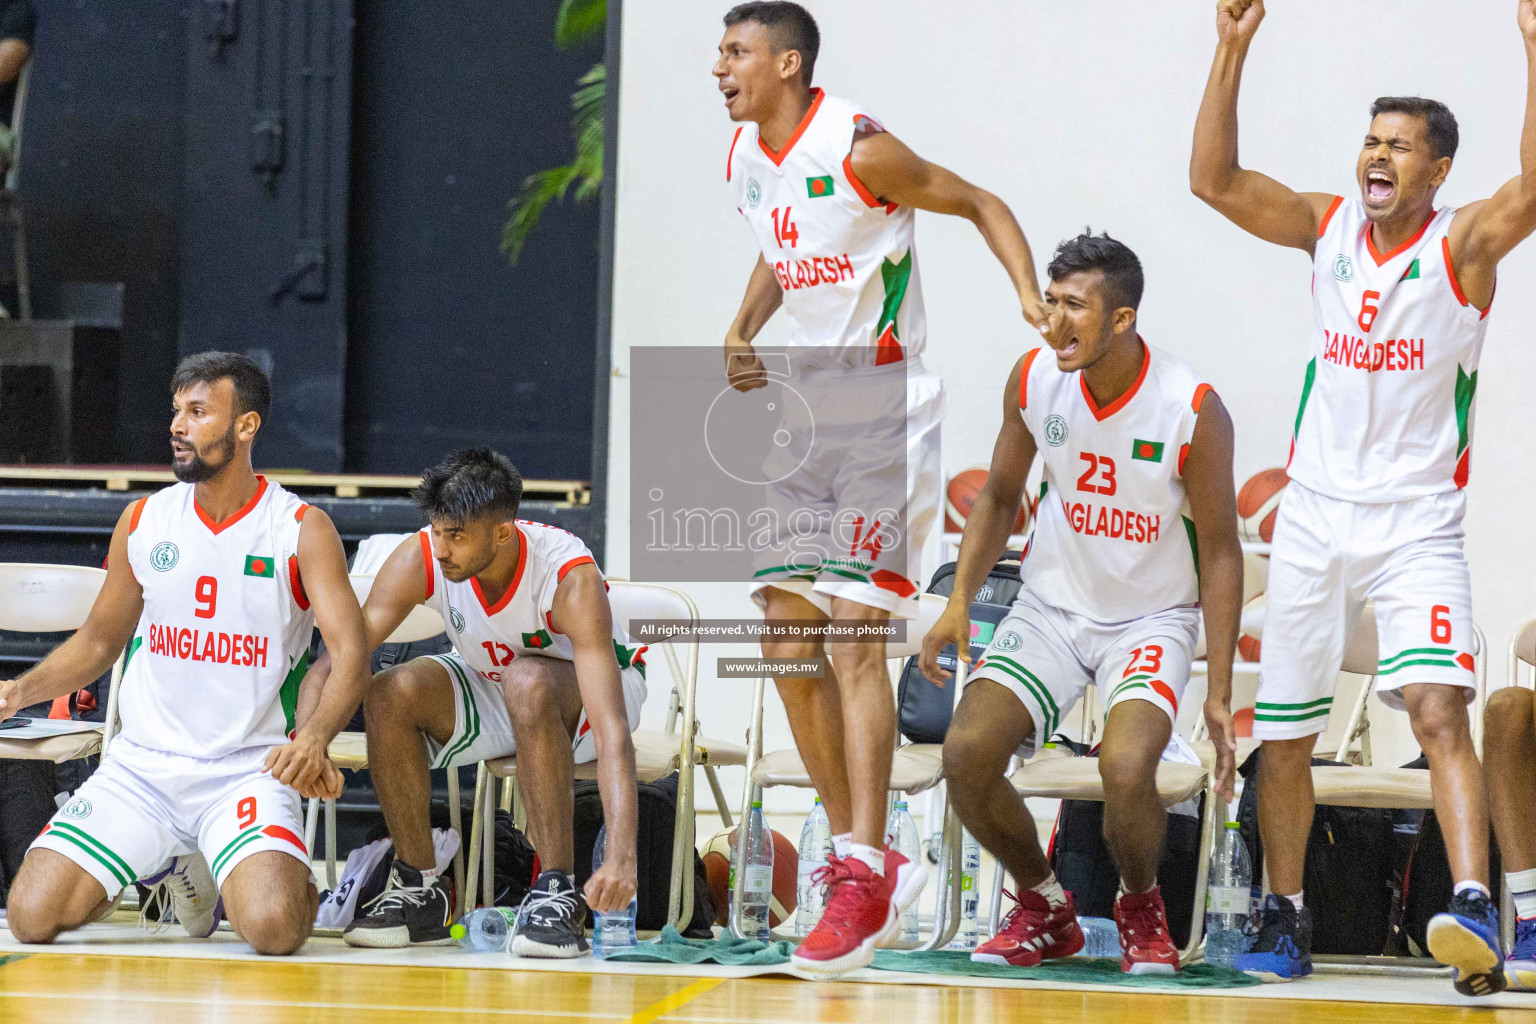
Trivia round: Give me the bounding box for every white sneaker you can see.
[138,854,223,938]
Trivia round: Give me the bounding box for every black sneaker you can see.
[1232,894,1313,981]
[343,860,454,948]
[511,869,589,958]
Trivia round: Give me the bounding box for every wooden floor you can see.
[0,953,1524,1024]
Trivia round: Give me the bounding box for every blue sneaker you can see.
[1427,889,1505,997]
[1233,894,1312,981]
[1502,916,1535,991]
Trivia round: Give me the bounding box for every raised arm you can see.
[920,354,1039,686]
[724,255,784,393]
[1446,1,1536,309]
[1190,0,1337,253]
[1181,392,1242,803]
[0,503,143,720]
[550,563,639,914]
[849,130,1050,331]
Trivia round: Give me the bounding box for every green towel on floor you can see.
[870,950,1261,988]
[604,926,796,967]
[606,928,1258,988]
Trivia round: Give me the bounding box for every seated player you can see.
[302,448,646,956]
[1482,685,1536,989]
[921,234,1242,974]
[1,352,370,955]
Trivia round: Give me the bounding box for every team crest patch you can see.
[1043,414,1069,447]
[994,631,1023,652]
[746,177,763,209]
[1332,254,1354,282]
[60,796,92,820]
[150,541,179,572]
[450,608,465,633]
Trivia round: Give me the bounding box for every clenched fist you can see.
[1217,0,1265,44]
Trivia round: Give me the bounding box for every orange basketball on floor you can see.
[945,467,1030,534]
[700,826,798,927]
[1237,467,1289,543]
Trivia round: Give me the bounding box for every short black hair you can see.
[724,2,820,87]
[1047,231,1144,312]
[171,351,271,423]
[1370,96,1459,160]
[414,448,523,526]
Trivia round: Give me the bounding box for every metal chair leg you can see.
[704,764,733,828]
[448,766,467,918]
[482,769,496,908]
[917,798,963,950]
[464,764,486,917]
[729,674,767,941]
[1180,780,1223,965]
[323,797,339,891]
[303,796,320,886]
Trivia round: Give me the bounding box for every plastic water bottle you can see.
[946,827,981,949]
[591,823,638,959]
[885,801,921,943]
[795,797,833,936]
[450,907,517,951]
[1075,916,1121,958]
[731,800,773,940]
[1204,821,1254,966]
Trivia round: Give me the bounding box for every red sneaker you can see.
[1113,886,1180,974]
[790,855,894,978]
[971,889,1084,967]
[876,847,927,948]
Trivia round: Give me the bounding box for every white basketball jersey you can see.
[1292,197,1488,502]
[1018,341,1209,622]
[419,520,648,691]
[121,478,315,762]
[727,89,926,371]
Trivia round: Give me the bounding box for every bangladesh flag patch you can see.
[244,555,275,578]
[522,629,553,650]
[1131,439,1164,463]
[806,174,834,198]
[1400,259,1420,281]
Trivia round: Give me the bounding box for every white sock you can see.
[1507,867,1536,919]
[420,865,441,885]
[848,843,884,876]
[1280,891,1304,911]
[1030,872,1067,908]
[1454,879,1491,899]
[832,832,853,859]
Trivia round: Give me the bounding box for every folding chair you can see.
[462,581,709,931]
[730,592,963,949]
[302,575,450,896]
[0,563,117,763]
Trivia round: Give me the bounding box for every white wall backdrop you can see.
[607,0,1536,809]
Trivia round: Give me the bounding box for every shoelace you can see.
[136,885,175,935]
[519,886,580,929]
[817,858,883,927]
[995,888,1050,936]
[809,854,854,891]
[364,884,438,916]
[1119,899,1167,944]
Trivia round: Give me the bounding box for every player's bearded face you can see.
[170,420,237,482]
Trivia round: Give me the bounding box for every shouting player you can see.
[1191,0,1536,993]
[311,448,646,957]
[2,352,369,955]
[715,2,1051,977]
[923,233,1242,975]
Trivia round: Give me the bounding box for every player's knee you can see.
[1097,744,1156,798]
[502,656,561,714]
[1407,690,1471,750]
[4,886,61,944]
[1484,686,1533,745]
[239,902,309,956]
[825,638,882,681]
[761,635,818,661]
[942,728,1000,799]
[365,665,414,718]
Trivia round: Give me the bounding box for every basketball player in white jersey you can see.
[1,352,371,955]
[715,2,1051,976]
[303,448,645,957]
[1192,0,1536,992]
[921,234,1242,974]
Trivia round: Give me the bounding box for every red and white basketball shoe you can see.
[1114,886,1180,974]
[790,855,894,978]
[877,846,927,948]
[971,889,1084,967]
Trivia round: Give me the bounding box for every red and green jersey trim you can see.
[874,250,913,365]
[1454,364,1477,488]
[1377,646,1471,675]
[44,821,135,888]
[1253,696,1333,723]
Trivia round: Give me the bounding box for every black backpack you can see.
[896,550,1024,744]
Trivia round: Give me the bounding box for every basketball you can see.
[1237,467,1289,543]
[945,467,1030,534]
[700,826,798,927]
[1237,633,1262,663]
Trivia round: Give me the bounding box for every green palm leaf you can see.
[555,0,606,50]
[502,63,605,265]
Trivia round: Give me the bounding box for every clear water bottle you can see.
[885,800,921,943]
[946,827,981,949]
[591,823,638,959]
[1075,916,1121,958]
[795,797,832,936]
[731,800,774,940]
[1204,821,1254,966]
[450,907,517,952]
